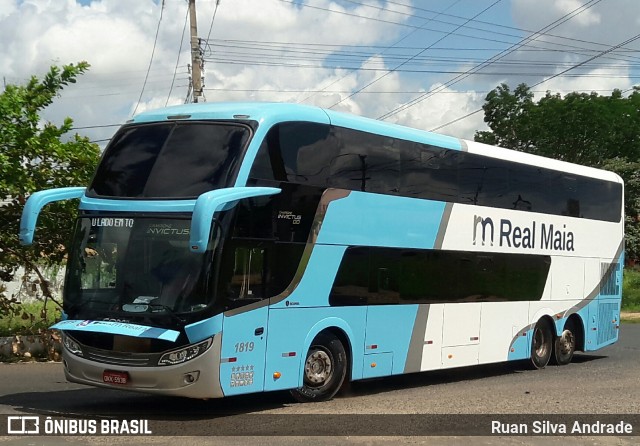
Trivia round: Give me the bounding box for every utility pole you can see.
[188,0,204,103]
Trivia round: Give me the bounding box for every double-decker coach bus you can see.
[20,102,623,401]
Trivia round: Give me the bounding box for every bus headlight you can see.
[158,338,213,366]
[62,334,83,357]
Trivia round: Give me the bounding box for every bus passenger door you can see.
[219,306,269,396]
[218,246,270,396]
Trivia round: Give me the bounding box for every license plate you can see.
[102,370,129,385]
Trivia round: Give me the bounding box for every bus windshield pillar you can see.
[189,187,281,253]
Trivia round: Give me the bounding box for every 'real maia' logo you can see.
[473,215,575,252]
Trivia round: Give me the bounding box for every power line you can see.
[273,0,638,67]
[378,0,605,121]
[430,31,640,133]
[329,0,503,109]
[133,0,165,116]
[344,0,640,63]
[205,0,221,43]
[167,4,190,106]
[297,0,463,105]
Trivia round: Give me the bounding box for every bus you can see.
[20,102,624,401]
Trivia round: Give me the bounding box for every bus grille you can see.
[84,348,158,367]
[597,302,618,345]
[599,262,620,296]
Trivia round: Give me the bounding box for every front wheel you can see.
[530,319,553,369]
[290,332,347,403]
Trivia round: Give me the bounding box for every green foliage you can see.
[475,84,640,260]
[0,300,61,337]
[0,62,101,303]
[622,268,640,312]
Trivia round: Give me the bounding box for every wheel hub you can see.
[304,349,333,386]
[558,329,575,355]
[534,328,548,357]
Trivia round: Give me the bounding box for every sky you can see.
[0,0,638,146]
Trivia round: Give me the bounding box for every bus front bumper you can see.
[61,336,225,399]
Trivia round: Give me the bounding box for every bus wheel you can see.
[290,332,347,403]
[530,319,553,369]
[553,320,576,366]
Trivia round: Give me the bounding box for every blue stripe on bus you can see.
[80,196,196,213]
[316,191,447,249]
[184,313,224,343]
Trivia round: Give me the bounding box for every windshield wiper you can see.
[145,303,187,324]
[68,298,120,314]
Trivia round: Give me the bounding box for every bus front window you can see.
[65,217,218,321]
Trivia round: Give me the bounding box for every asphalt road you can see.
[0,324,638,445]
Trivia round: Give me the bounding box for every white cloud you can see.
[0,0,637,145]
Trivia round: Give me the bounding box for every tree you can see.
[0,62,101,309]
[475,83,640,261]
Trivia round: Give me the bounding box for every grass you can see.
[0,300,62,337]
[622,268,640,312]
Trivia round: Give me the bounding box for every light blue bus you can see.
[20,103,624,401]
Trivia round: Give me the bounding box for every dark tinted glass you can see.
[89,122,250,198]
[330,247,551,306]
[400,146,621,222]
[250,122,335,185]
[328,127,400,193]
[249,121,622,222]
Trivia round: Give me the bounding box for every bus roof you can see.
[131,102,622,184]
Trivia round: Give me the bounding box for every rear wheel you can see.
[290,332,347,403]
[530,319,553,369]
[552,320,576,366]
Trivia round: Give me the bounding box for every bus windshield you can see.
[64,217,218,321]
[88,122,251,198]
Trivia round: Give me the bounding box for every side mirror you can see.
[189,187,281,252]
[20,187,86,245]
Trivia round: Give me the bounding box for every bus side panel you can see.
[315,191,446,250]
[263,307,367,392]
[219,306,269,396]
[480,302,530,363]
[587,254,623,350]
[364,305,419,375]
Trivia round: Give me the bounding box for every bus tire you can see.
[290,332,347,403]
[530,319,553,369]
[552,319,576,366]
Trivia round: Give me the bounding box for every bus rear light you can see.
[425,340,433,345]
